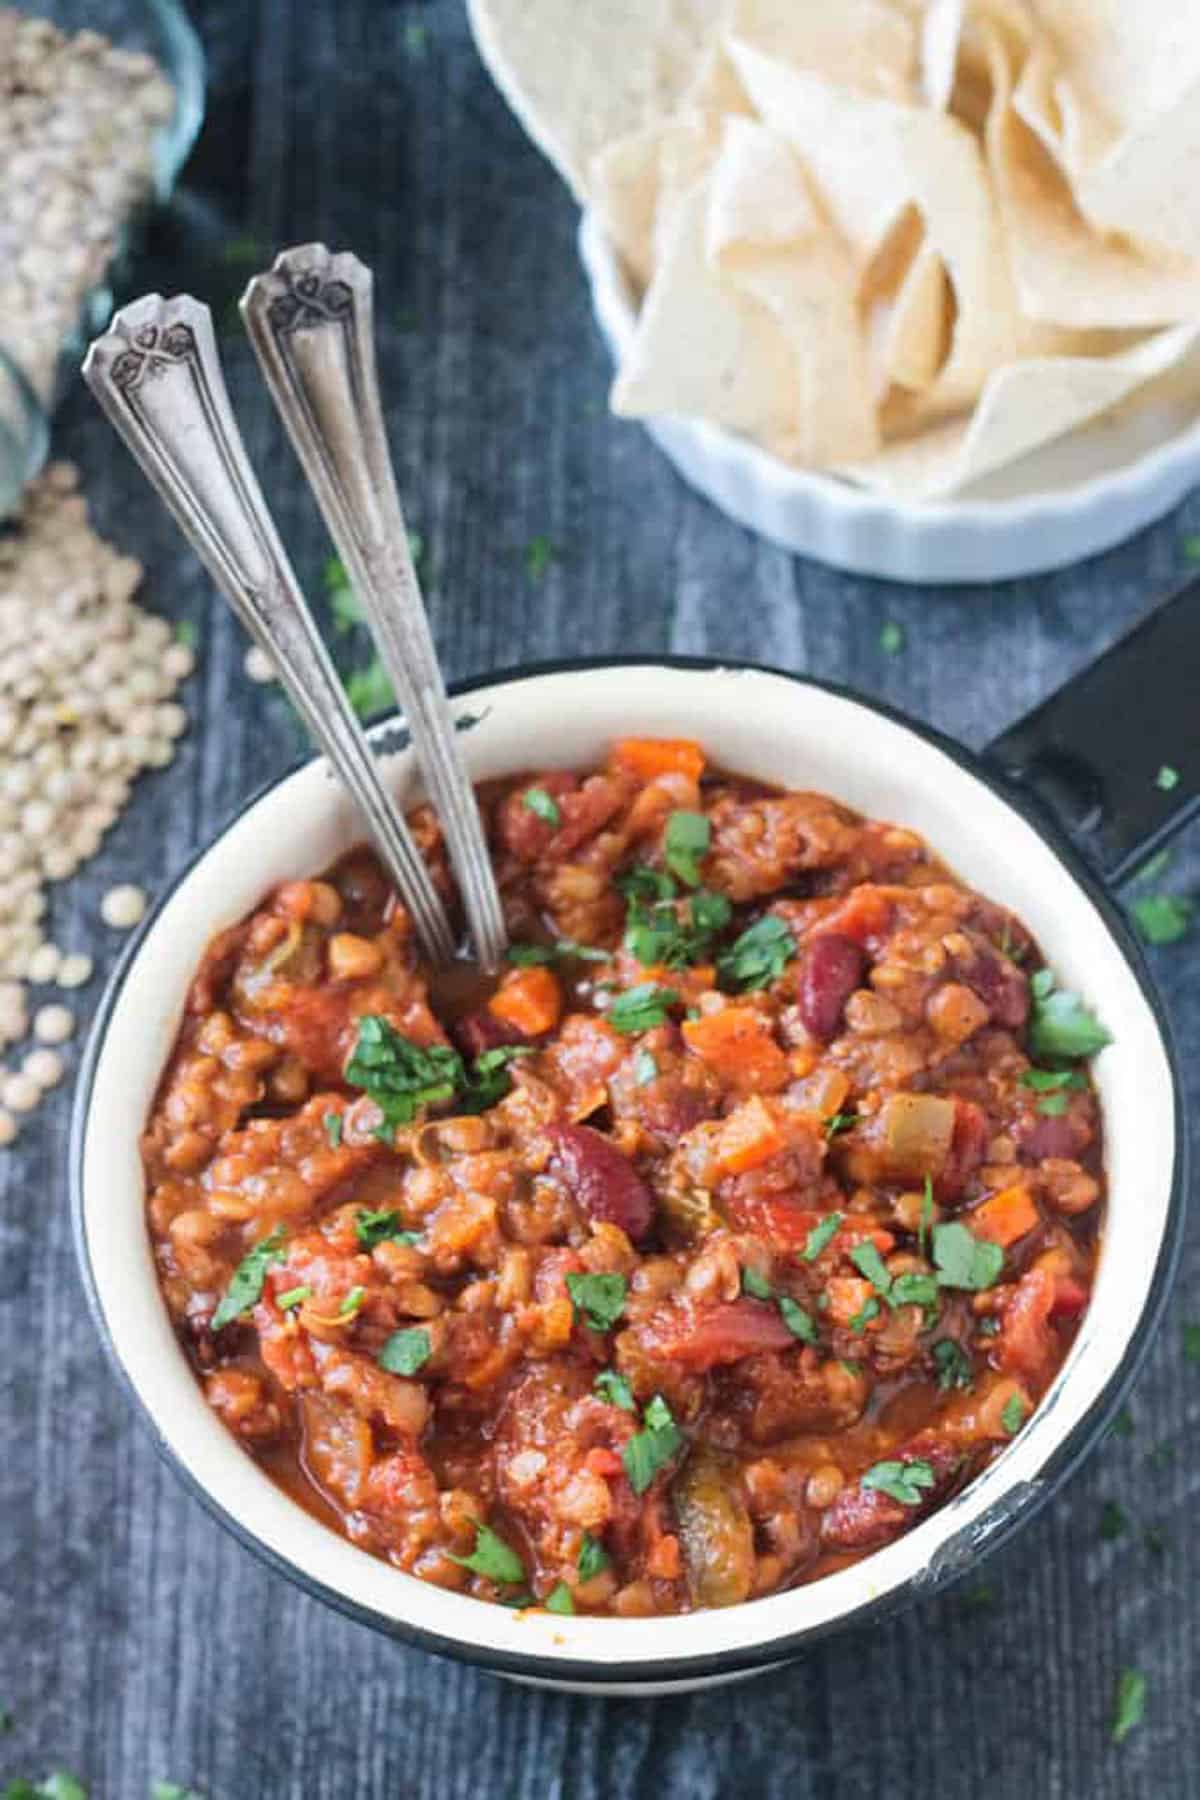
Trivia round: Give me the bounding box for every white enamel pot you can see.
[71,655,1189,1694]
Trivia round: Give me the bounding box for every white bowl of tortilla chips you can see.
[469,0,1200,582]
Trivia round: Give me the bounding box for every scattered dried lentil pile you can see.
[0,7,173,405]
[0,461,191,1144]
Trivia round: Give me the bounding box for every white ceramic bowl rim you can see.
[70,658,1187,1685]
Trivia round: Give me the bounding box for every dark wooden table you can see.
[2,4,1197,1795]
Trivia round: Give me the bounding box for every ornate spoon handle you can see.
[82,295,457,964]
[240,246,508,971]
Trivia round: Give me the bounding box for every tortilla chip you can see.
[982,21,1200,327]
[591,112,721,292]
[921,0,964,111]
[726,40,1022,411]
[728,0,918,102]
[843,320,1200,499]
[611,179,805,448]
[613,125,878,466]
[708,119,879,462]
[1076,73,1200,263]
[467,0,730,201]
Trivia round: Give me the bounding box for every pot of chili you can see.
[71,594,1190,1693]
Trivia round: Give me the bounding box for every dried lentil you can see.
[0,9,174,408]
[0,464,187,1137]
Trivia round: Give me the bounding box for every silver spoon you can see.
[239,245,508,971]
[82,295,458,965]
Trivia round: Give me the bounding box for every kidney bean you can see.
[798,933,865,1041]
[451,1010,528,1060]
[820,1436,966,1551]
[1016,1110,1092,1165]
[547,1122,654,1242]
[639,1298,797,1371]
[938,1099,989,1200]
[953,945,1029,1029]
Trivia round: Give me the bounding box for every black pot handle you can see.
[984,579,1199,887]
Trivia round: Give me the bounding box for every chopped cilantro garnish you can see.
[565,1271,628,1332]
[174,619,198,649]
[890,1271,940,1309]
[525,535,557,580]
[276,1285,311,1312]
[1111,1669,1146,1745]
[377,1327,431,1375]
[778,1295,817,1343]
[324,556,366,632]
[932,1221,1004,1292]
[1110,1407,1135,1438]
[1028,971,1111,1060]
[355,1207,419,1249]
[594,1368,636,1412]
[622,1394,683,1495]
[801,1213,843,1262]
[664,811,710,887]
[623,884,731,970]
[919,1173,934,1257]
[1183,1321,1200,1364]
[544,1581,575,1615]
[824,1111,860,1139]
[450,1523,525,1584]
[1155,764,1180,792]
[152,1784,204,1799]
[324,1110,344,1148]
[523,786,561,826]
[1000,1392,1027,1435]
[849,1241,892,1295]
[861,1458,936,1507]
[346,1015,527,1135]
[344,656,395,720]
[849,1295,881,1334]
[1100,1500,1129,1542]
[741,1265,773,1301]
[932,1338,972,1391]
[578,1532,610,1580]
[508,939,608,967]
[338,1285,366,1319]
[1131,892,1194,946]
[211,1227,286,1330]
[1184,533,1200,563]
[616,864,676,905]
[879,620,905,655]
[633,1049,658,1086]
[1020,1068,1087,1093]
[608,982,680,1034]
[717,913,795,992]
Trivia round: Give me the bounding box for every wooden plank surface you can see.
[1,3,1197,1795]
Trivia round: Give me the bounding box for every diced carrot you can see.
[488,965,563,1037]
[716,1097,787,1176]
[970,1185,1039,1248]
[814,886,893,948]
[610,737,706,784]
[682,1007,790,1094]
[646,1533,682,1580]
[998,1265,1056,1381]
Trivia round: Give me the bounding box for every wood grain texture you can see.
[0,3,1197,1795]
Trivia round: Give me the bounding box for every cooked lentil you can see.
[146,740,1104,1616]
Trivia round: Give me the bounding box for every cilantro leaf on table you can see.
[1111,1669,1147,1745]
